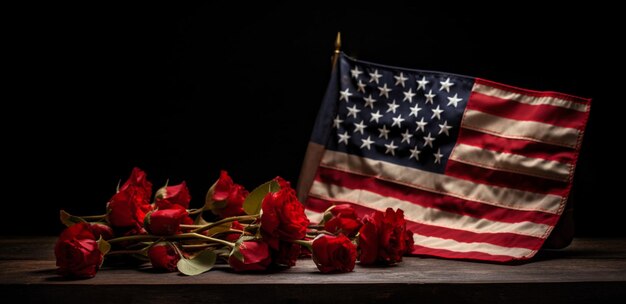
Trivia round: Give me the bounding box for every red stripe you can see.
[307,197,544,251]
[457,128,575,164]
[306,196,334,213]
[410,244,520,262]
[404,221,543,251]
[314,166,559,226]
[474,78,591,105]
[445,159,569,197]
[467,91,587,129]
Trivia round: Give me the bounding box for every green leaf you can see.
[97,237,111,256]
[235,235,256,246]
[243,180,280,215]
[143,210,154,229]
[230,246,244,262]
[177,249,217,276]
[321,210,334,225]
[59,210,87,227]
[203,180,219,211]
[154,180,169,201]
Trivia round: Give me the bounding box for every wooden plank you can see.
[1,237,625,303]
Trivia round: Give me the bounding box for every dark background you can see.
[5,2,621,236]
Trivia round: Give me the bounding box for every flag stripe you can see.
[410,244,521,262]
[410,232,534,258]
[449,144,571,182]
[310,180,552,237]
[467,91,587,129]
[305,209,323,223]
[405,221,543,250]
[445,160,569,196]
[314,166,558,225]
[473,79,590,112]
[461,109,581,148]
[306,196,334,213]
[321,150,564,214]
[457,128,575,164]
[306,196,546,250]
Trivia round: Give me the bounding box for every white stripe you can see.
[461,109,581,148]
[473,82,589,112]
[412,233,534,258]
[309,181,551,238]
[450,144,571,182]
[305,209,323,223]
[320,150,564,214]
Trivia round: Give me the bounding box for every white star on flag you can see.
[369,69,382,84]
[351,66,363,79]
[339,88,353,102]
[360,136,375,150]
[439,77,454,92]
[394,72,408,87]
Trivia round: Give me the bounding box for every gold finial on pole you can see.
[331,32,341,68]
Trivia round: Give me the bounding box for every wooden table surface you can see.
[1,237,625,303]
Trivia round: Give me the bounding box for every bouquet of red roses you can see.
[54,167,414,278]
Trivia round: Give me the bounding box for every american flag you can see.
[299,53,591,262]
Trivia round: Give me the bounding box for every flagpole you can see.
[296,32,341,204]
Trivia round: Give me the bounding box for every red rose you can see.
[145,208,188,236]
[358,208,408,265]
[260,182,309,250]
[273,176,291,189]
[228,241,272,272]
[329,204,358,219]
[155,181,192,209]
[273,241,301,267]
[148,242,180,272]
[206,171,249,218]
[54,222,103,278]
[218,184,248,218]
[325,216,362,237]
[213,170,234,201]
[107,167,153,230]
[312,234,357,273]
[119,167,152,193]
[90,222,114,240]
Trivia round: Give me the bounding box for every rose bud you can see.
[90,222,114,240]
[324,216,362,238]
[329,204,358,219]
[145,208,188,236]
[148,242,180,272]
[205,171,249,218]
[228,241,272,272]
[107,167,153,230]
[155,181,192,210]
[312,234,357,273]
[54,222,104,278]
